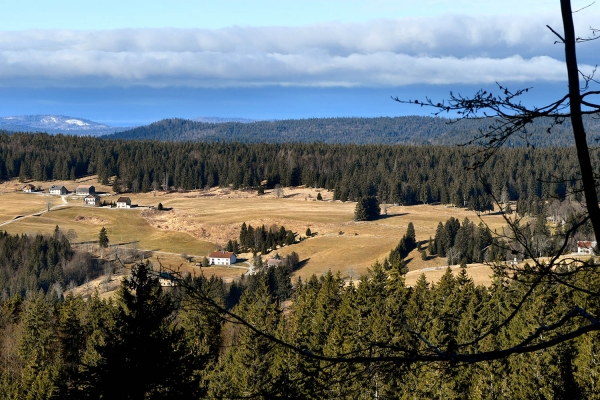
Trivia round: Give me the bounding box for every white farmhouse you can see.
[49,185,67,195]
[577,241,597,255]
[158,272,177,287]
[22,184,36,193]
[116,197,131,208]
[84,194,100,206]
[208,251,237,266]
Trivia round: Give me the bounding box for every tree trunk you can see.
[561,0,600,240]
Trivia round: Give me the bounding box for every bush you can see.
[157,203,163,211]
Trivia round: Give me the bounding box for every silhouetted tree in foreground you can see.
[388,0,600,362]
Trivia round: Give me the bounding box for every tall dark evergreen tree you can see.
[83,261,199,399]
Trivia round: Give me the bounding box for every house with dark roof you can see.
[49,185,68,195]
[116,197,131,208]
[76,185,95,195]
[208,251,236,266]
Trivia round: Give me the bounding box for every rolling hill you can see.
[106,115,600,147]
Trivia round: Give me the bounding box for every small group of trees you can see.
[354,196,380,221]
[430,217,494,265]
[384,222,416,273]
[238,222,296,254]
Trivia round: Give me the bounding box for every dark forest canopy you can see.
[105,115,600,147]
[0,132,596,209]
[2,255,600,398]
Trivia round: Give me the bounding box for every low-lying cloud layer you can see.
[0,12,597,88]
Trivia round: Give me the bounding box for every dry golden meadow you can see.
[0,176,511,287]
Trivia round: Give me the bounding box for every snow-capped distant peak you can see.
[0,114,129,136]
[41,116,58,124]
[65,119,89,126]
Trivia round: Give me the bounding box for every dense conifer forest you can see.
[0,132,597,212]
[1,250,599,398]
[107,115,600,146]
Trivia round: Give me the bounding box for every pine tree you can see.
[18,295,61,400]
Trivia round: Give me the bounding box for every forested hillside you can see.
[0,132,594,211]
[108,115,600,146]
[1,255,598,398]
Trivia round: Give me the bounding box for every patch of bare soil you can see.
[141,207,346,248]
[75,215,106,224]
[66,273,126,299]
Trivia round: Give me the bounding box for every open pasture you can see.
[0,179,507,285]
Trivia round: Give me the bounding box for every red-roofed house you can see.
[577,241,597,255]
[208,251,236,266]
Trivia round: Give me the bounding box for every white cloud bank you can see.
[0,13,597,88]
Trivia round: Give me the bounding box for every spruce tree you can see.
[354,196,380,221]
[83,261,198,398]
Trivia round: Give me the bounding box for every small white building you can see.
[84,194,100,206]
[208,251,237,266]
[49,185,68,195]
[22,184,36,193]
[76,185,95,196]
[577,241,597,255]
[116,197,131,208]
[158,272,177,287]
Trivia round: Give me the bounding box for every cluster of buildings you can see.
[23,183,133,208]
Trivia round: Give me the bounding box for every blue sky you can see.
[1,0,598,126]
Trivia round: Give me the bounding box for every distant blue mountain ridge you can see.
[107,115,600,147]
[3,114,600,147]
[0,115,259,136]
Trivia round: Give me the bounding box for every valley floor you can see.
[0,177,511,292]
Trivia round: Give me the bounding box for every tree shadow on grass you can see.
[377,213,408,220]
